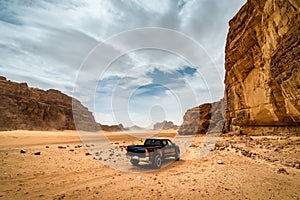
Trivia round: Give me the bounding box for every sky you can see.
[0,0,246,128]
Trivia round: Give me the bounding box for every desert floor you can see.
[0,130,299,200]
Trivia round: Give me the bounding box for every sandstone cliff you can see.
[0,76,100,131]
[224,0,300,134]
[178,99,225,135]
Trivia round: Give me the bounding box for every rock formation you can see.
[153,120,178,130]
[100,124,124,132]
[178,99,225,135]
[0,76,100,131]
[224,0,300,134]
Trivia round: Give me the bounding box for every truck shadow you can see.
[129,158,183,172]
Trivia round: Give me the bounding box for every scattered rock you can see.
[85,152,91,156]
[58,146,66,149]
[217,160,223,164]
[20,149,26,154]
[45,146,49,148]
[69,149,74,152]
[277,168,288,174]
[34,152,41,155]
[56,193,66,200]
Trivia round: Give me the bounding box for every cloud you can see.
[0,0,246,126]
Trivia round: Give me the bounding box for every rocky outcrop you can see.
[178,99,225,135]
[100,124,124,132]
[153,120,178,130]
[0,76,100,131]
[224,0,300,135]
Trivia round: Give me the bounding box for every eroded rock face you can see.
[0,77,100,131]
[178,99,225,135]
[224,0,300,134]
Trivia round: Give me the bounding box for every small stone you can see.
[217,160,223,164]
[57,193,65,200]
[277,168,288,174]
[85,152,91,156]
[69,149,74,152]
[45,146,49,148]
[295,163,300,169]
[34,152,41,155]
[219,146,225,151]
[20,149,26,154]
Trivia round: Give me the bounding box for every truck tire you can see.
[175,150,180,161]
[130,159,139,166]
[152,154,162,169]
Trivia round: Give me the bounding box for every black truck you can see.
[126,138,180,169]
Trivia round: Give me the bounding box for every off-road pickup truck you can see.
[126,138,180,169]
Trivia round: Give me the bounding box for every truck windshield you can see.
[144,139,162,146]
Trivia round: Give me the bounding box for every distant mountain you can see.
[153,120,178,130]
[100,124,124,132]
[127,125,146,131]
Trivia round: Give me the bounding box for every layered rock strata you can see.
[178,99,225,135]
[224,0,300,134]
[0,76,100,131]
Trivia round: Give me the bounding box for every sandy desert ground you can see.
[0,130,299,200]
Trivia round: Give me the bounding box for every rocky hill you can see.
[153,120,178,130]
[0,76,100,131]
[224,0,300,134]
[100,124,124,132]
[178,99,225,135]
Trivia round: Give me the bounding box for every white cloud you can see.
[0,0,246,127]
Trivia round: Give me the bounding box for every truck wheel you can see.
[175,151,180,161]
[130,159,139,166]
[152,154,162,169]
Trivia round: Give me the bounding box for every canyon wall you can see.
[178,99,225,135]
[224,0,300,134]
[0,76,100,131]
